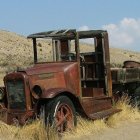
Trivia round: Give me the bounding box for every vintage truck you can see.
[0,29,139,132]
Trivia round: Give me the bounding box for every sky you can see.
[0,0,140,51]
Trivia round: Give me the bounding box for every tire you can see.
[133,87,140,106]
[42,96,77,132]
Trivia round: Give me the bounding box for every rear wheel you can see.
[42,96,77,132]
[133,87,140,106]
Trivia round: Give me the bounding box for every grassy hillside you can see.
[0,29,139,84]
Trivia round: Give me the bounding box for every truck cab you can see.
[0,29,120,132]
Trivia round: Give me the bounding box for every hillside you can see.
[0,29,139,85]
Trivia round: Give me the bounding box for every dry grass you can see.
[0,98,140,140]
[62,97,140,140]
[62,118,107,140]
[0,120,59,140]
[107,96,140,127]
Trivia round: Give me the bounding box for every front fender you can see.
[41,88,75,98]
[40,88,88,119]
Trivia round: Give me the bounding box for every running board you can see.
[89,108,121,120]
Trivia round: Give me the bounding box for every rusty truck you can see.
[0,29,139,132]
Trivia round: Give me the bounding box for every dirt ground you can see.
[78,121,140,140]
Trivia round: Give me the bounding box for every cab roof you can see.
[27,29,107,39]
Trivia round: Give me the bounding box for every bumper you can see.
[0,107,35,125]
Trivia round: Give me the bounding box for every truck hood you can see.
[23,62,78,75]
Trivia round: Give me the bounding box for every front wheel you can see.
[42,96,77,132]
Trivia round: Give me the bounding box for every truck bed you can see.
[111,67,140,84]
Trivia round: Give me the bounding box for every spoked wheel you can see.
[42,96,77,133]
[55,102,74,132]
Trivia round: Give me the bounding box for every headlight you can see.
[32,85,42,99]
[0,87,5,100]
